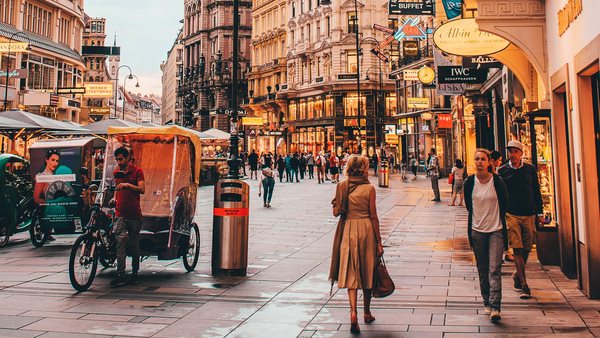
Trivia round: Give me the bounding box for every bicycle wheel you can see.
[68,234,98,292]
[29,213,50,248]
[182,223,200,272]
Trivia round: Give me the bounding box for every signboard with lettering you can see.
[0,42,29,53]
[407,97,430,109]
[462,56,502,69]
[394,17,427,41]
[241,117,263,126]
[403,69,420,81]
[83,82,113,98]
[338,73,358,80]
[437,113,452,128]
[389,0,434,15]
[57,87,86,95]
[403,40,419,56]
[433,18,510,56]
[441,0,462,20]
[0,69,27,79]
[437,66,488,84]
[89,107,110,114]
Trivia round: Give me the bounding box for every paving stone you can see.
[22,318,167,337]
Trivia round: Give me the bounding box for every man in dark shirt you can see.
[498,140,543,299]
[248,150,258,180]
[110,147,145,286]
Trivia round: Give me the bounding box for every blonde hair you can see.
[344,155,369,177]
[474,148,491,160]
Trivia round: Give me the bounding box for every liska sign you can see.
[433,18,510,56]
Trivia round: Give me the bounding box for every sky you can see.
[85,0,183,97]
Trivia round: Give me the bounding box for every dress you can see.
[452,167,465,193]
[337,184,377,289]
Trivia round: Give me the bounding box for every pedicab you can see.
[68,126,201,291]
[0,154,34,247]
[28,137,106,247]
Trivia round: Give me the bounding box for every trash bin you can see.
[212,178,250,276]
[378,160,389,187]
[536,226,560,266]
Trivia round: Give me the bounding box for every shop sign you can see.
[0,42,29,52]
[558,0,582,36]
[385,124,397,134]
[441,0,462,20]
[437,66,488,84]
[57,87,86,95]
[389,0,434,15]
[403,69,420,81]
[338,73,358,80]
[0,69,27,79]
[462,56,502,69]
[403,40,419,56]
[394,17,427,41]
[421,124,430,132]
[433,18,510,56]
[83,82,113,98]
[242,117,263,126]
[437,83,466,95]
[407,97,430,109]
[90,107,110,114]
[385,134,399,144]
[437,113,452,128]
[421,112,433,120]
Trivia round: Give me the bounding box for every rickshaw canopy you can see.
[107,125,204,184]
[29,137,107,150]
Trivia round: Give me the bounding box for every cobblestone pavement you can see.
[0,173,599,337]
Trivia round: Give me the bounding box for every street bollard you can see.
[211,178,250,276]
[378,160,389,187]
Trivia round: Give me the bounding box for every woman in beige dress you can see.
[330,155,384,334]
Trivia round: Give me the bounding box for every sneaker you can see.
[512,272,522,291]
[520,285,531,299]
[490,310,501,322]
[484,306,492,315]
[266,204,271,208]
[110,273,127,287]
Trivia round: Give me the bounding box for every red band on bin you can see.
[213,207,249,216]
[379,170,389,173]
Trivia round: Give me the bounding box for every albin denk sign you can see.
[433,18,510,56]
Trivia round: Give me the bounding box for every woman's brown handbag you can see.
[372,256,395,298]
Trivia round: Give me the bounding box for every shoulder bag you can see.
[372,255,395,298]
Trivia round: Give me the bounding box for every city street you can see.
[0,173,599,338]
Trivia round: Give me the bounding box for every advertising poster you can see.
[30,147,82,232]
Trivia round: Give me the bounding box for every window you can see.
[292,2,296,17]
[1,0,16,25]
[388,18,398,31]
[213,15,217,27]
[347,12,357,33]
[316,21,320,39]
[307,24,311,42]
[347,50,357,73]
[300,0,304,13]
[308,0,312,10]
[316,56,321,76]
[326,17,331,37]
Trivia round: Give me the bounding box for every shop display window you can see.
[532,116,556,226]
[288,101,297,121]
[325,96,334,117]
[299,100,307,120]
[386,93,397,117]
[343,94,365,117]
[314,98,323,118]
[307,99,314,119]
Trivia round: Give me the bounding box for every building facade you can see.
[279,0,396,157]
[161,29,183,125]
[0,0,86,122]
[81,15,120,123]
[179,0,253,132]
[242,0,287,153]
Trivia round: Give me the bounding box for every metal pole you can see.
[378,58,383,147]
[4,42,11,111]
[113,65,132,119]
[227,0,241,178]
[122,76,128,120]
[353,0,361,155]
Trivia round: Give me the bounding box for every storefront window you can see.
[386,93,397,117]
[299,100,307,120]
[314,97,323,118]
[344,94,365,117]
[325,96,334,117]
[0,56,16,86]
[288,101,297,121]
[307,99,314,119]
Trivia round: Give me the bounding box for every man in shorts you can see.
[498,140,543,299]
[329,152,339,183]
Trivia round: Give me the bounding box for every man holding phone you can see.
[110,146,145,287]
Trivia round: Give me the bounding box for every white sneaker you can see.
[484,306,492,315]
[490,310,501,322]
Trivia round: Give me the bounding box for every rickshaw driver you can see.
[109,147,145,287]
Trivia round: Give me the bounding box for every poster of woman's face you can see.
[43,150,60,174]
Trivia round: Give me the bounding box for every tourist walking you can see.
[285,153,292,182]
[330,155,384,334]
[427,148,441,201]
[240,151,247,176]
[290,153,300,182]
[258,168,275,208]
[449,159,466,206]
[498,140,543,299]
[306,152,315,179]
[324,151,331,181]
[299,153,307,179]
[276,155,286,183]
[464,149,508,322]
[410,156,418,178]
[371,153,379,176]
[316,152,326,184]
[248,149,258,180]
[329,152,340,183]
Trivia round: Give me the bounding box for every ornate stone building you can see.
[280,0,396,155]
[179,0,253,132]
[161,28,183,125]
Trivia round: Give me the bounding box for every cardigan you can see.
[463,174,509,250]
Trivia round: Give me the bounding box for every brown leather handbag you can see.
[372,255,395,298]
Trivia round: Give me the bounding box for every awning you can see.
[203,128,230,140]
[0,110,88,131]
[0,115,39,130]
[29,137,106,149]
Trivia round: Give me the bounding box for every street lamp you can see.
[112,65,133,119]
[122,74,140,120]
[3,31,32,111]
[227,0,241,179]
[352,0,362,155]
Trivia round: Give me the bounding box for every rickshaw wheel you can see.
[183,223,200,272]
[29,213,50,248]
[0,219,10,247]
[69,233,98,292]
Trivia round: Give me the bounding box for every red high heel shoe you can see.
[364,313,376,323]
[350,312,360,334]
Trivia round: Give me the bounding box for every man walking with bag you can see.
[427,148,441,201]
[498,140,543,299]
